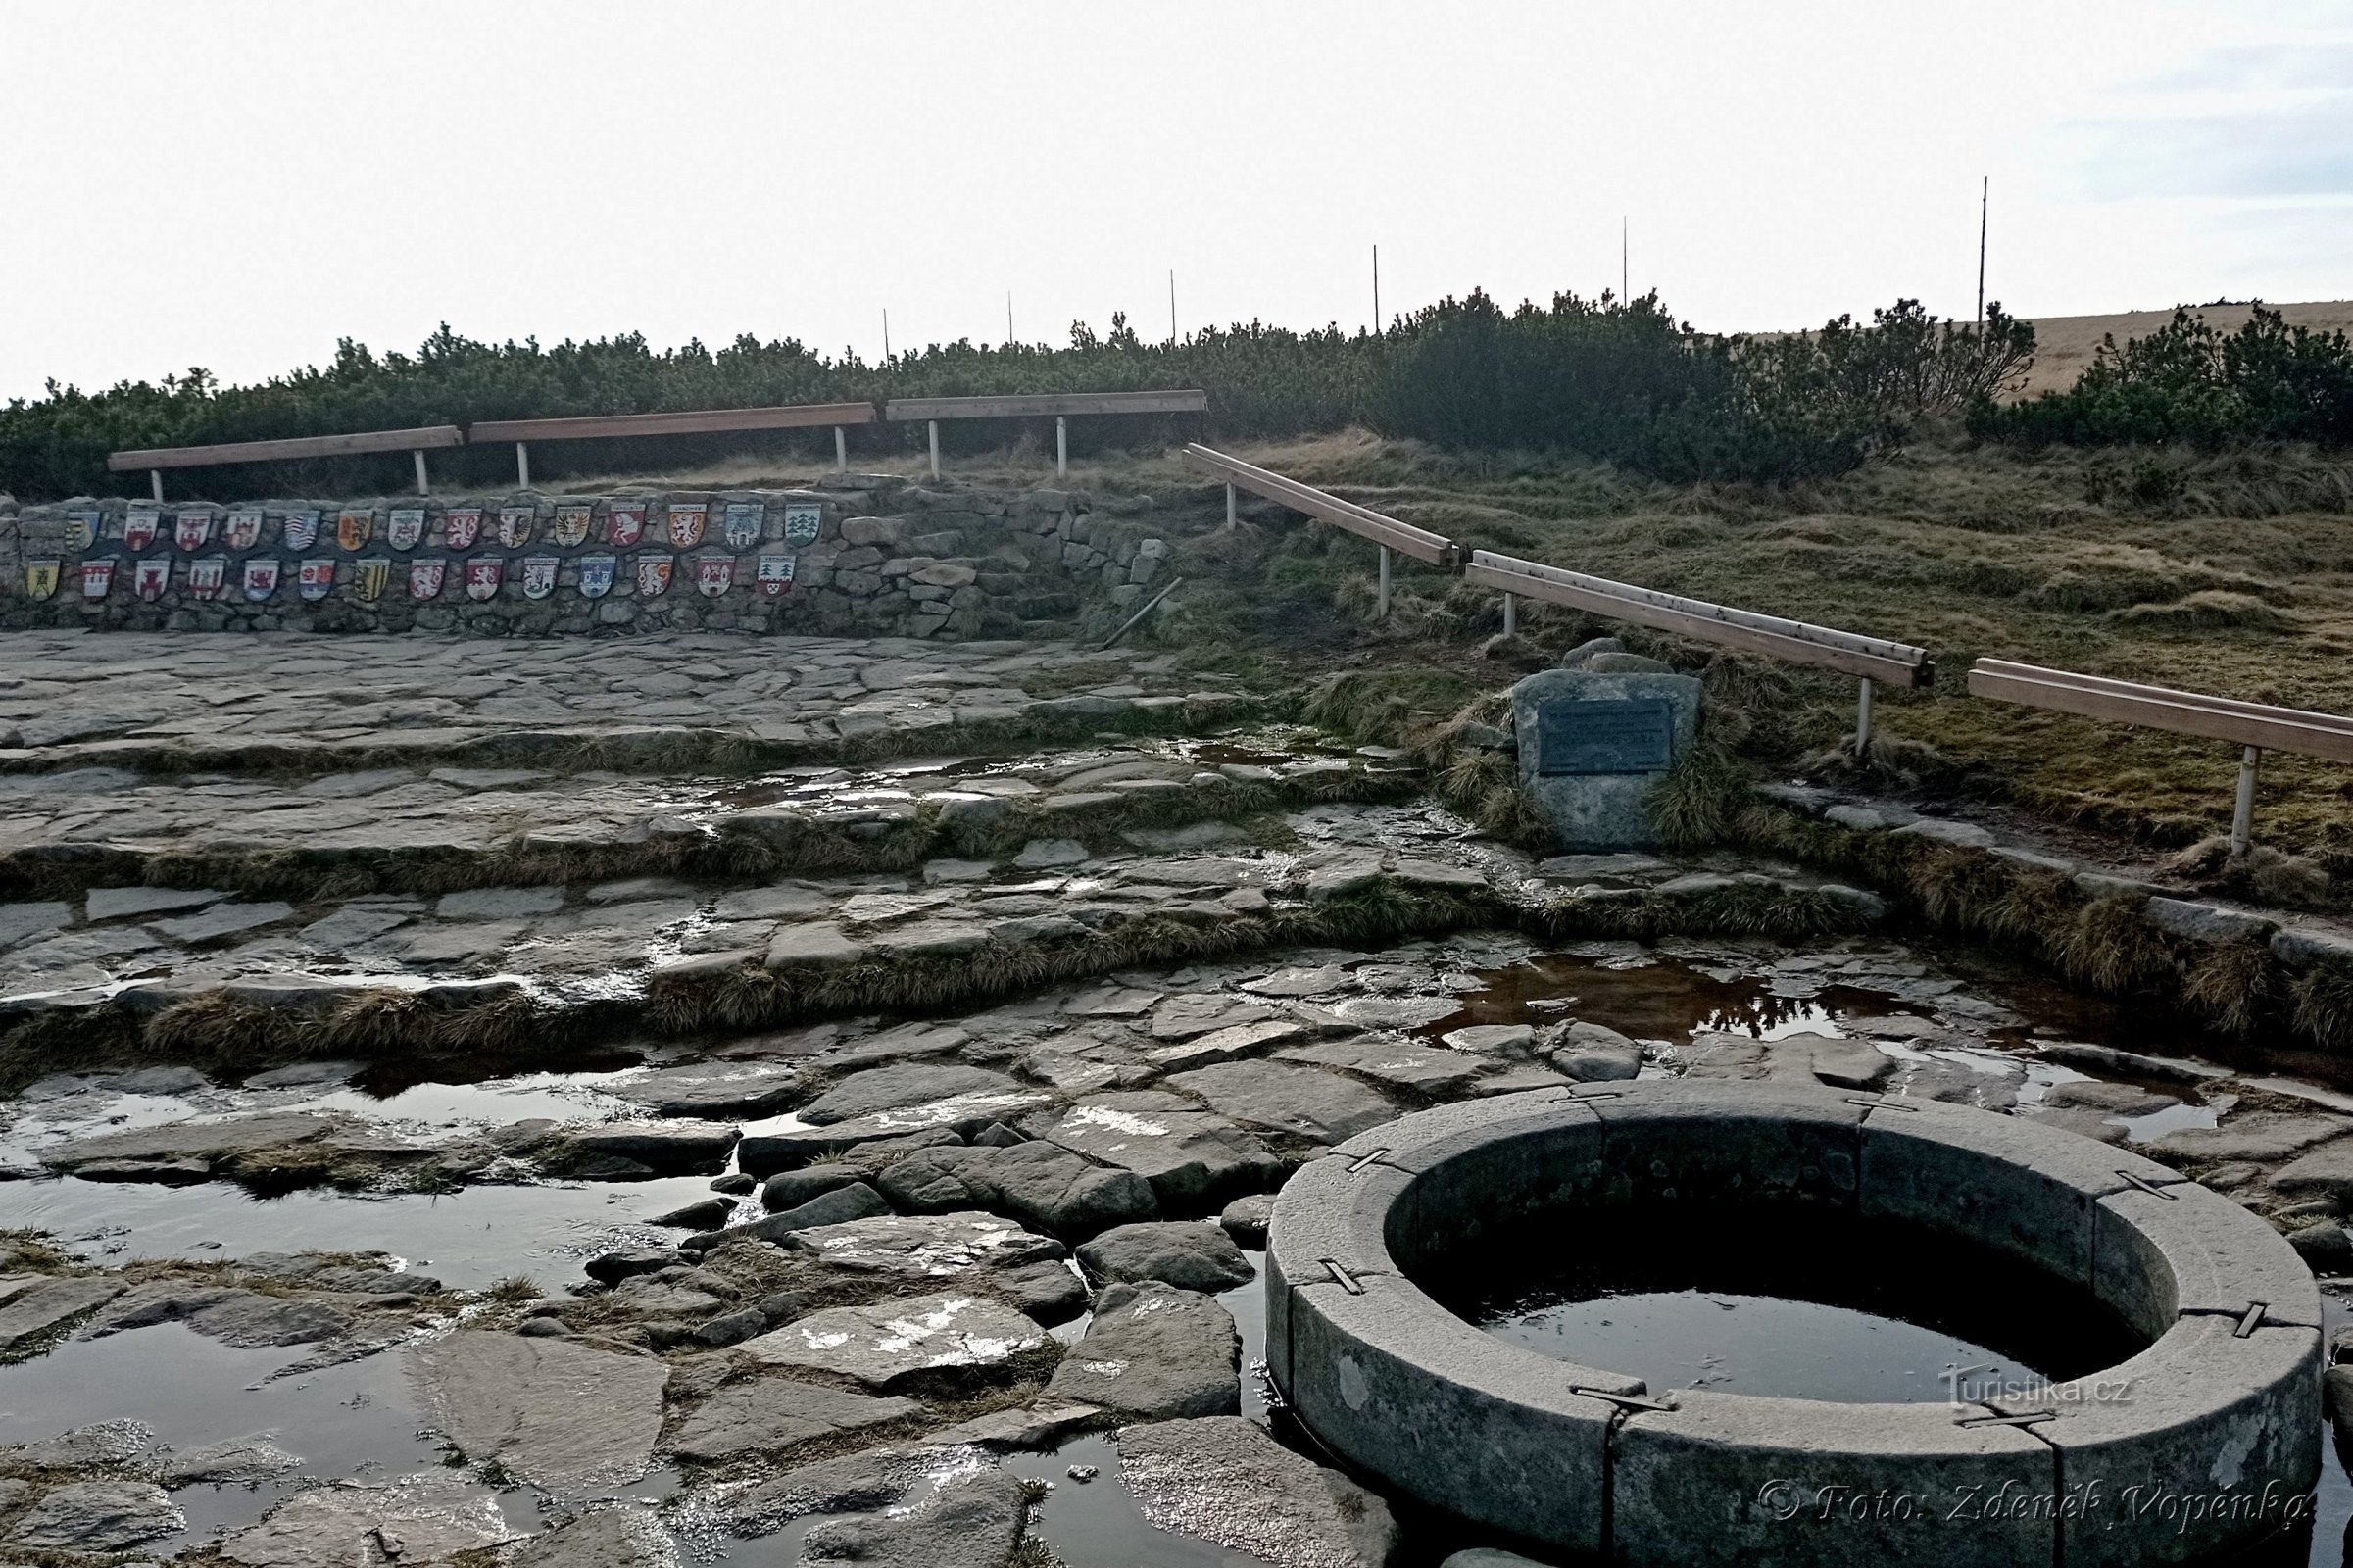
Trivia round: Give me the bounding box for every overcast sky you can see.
[4,0,2350,403]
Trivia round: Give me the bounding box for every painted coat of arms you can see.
[521,557,559,600]
[386,509,426,551]
[577,555,617,599]
[354,558,392,602]
[298,559,336,601]
[121,509,157,551]
[174,511,214,551]
[283,510,322,551]
[608,502,647,547]
[722,502,762,550]
[443,508,484,550]
[187,558,226,600]
[666,503,707,548]
[757,554,797,597]
[635,555,674,598]
[69,511,104,552]
[22,562,60,601]
[550,504,592,547]
[224,508,265,550]
[496,507,534,549]
[242,559,281,602]
[782,503,822,545]
[466,558,505,601]
[696,556,735,598]
[80,559,116,599]
[337,509,374,551]
[133,558,171,601]
[409,559,447,601]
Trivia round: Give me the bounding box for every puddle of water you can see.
[1441,1211,2143,1405]
[1008,1433,1279,1568]
[1429,951,1851,1043]
[0,1176,722,1289]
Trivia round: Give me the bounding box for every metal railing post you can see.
[1225,482,1237,531]
[515,443,530,489]
[834,425,848,474]
[1056,416,1067,478]
[1502,592,1516,636]
[2231,746,2261,855]
[1856,678,1874,753]
[413,450,430,496]
[149,470,163,503]
[928,420,941,479]
[1377,545,1392,619]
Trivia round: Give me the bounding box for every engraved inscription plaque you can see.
[1536,698,1675,776]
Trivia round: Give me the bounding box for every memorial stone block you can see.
[1510,668,1702,850]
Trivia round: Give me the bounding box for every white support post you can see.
[515,442,531,489]
[1502,592,1517,636]
[928,419,941,479]
[413,450,430,496]
[1224,482,1237,531]
[1377,545,1392,619]
[834,425,848,474]
[149,469,164,503]
[2231,745,2261,856]
[1856,678,1874,753]
[1055,416,1067,478]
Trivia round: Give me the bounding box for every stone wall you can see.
[0,476,1176,640]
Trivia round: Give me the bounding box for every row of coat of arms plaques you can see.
[19,499,826,605]
[24,553,799,605]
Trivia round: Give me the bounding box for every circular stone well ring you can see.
[1265,1080,2320,1568]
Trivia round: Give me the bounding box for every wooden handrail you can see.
[1466,550,1933,687]
[1968,659,2353,764]
[109,425,464,472]
[885,390,1207,420]
[468,402,877,444]
[1182,443,1456,567]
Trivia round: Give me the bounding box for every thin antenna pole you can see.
[1976,177,1988,327]
[1372,244,1380,333]
[1007,292,1014,347]
[883,309,891,361]
[1169,269,1177,345]
[1621,217,1629,304]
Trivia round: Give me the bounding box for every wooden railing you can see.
[1970,659,2353,850]
[1182,442,1455,615]
[468,403,878,487]
[109,426,465,501]
[888,390,1208,477]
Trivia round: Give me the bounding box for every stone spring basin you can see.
[1265,1081,2321,1568]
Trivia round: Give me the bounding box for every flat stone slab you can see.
[1031,1093,1283,1207]
[877,1144,1158,1241]
[0,1276,123,1350]
[1164,1059,1398,1145]
[786,1210,1067,1282]
[1047,1282,1239,1419]
[800,1063,1026,1124]
[801,1466,1029,1568]
[2154,1114,2353,1163]
[609,1061,803,1117]
[407,1331,669,1492]
[1077,1221,1255,1293]
[666,1377,918,1463]
[221,1475,519,1567]
[738,1293,1048,1389]
[41,1110,349,1171]
[1116,1415,1398,1568]
[4,1479,182,1553]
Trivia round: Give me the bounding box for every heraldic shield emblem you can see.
[23,562,61,601]
[608,503,647,548]
[133,559,170,601]
[122,509,158,552]
[69,511,103,552]
[496,507,533,549]
[782,503,821,546]
[387,509,426,551]
[409,559,446,601]
[242,559,281,602]
[338,509,374,551]
[283,510,322,551]
[758,554,797,597]
[355,558,391,602]
[187,558,226,601]
[298,559,335,601]
[722,501,762,551]
[225,509,265,551]
[520,557,559,601]
[666,503,707,548]
[697,556,734,598]
[443,508,483,550]
[550,504,592,547]
[174,510,214,551]
[636,555,674,598]
[577,555,617,600]
[79,559,116,600]
[466,558,504,601]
